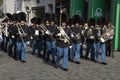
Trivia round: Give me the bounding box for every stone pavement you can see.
[0,47,120,80]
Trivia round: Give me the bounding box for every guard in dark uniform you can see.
[2,13,11,52]
[84,18,96,61]
[29,17,42,57]
[106,22,114,57]
[42,13,51,59]
[45,14,57,63]
[16,12,29,63]
[54,13,70,71]
[28,17,36,48]
[70,15,82,64]
[95,17,108,65]
[8,13,18,58]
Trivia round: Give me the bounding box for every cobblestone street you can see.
[0,47,120,80]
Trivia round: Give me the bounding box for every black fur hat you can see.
[31,17,37,24]
[17,12,26,22]
[97,17,106,25]
[11,13,18,22]
[61,13,68,23]
[6,13,12,20]
[35,17,41,25]
[88,18,96,26]
[50,13,56,22]
[80,18,84,25]
[44,13,51,20]
[72,15,80,24]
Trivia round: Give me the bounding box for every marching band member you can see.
[44,14,57,63]
[8,13,18,58]
[29,18,42,58]
[28,17,36,48]
[54,13,71,71]
[16,12,29,63]
[106,22,114,57]
[84,18,96,61]
[2,13,11,52]
[70,15,82,64]
[79,18,85,58]
[95,17,108,65]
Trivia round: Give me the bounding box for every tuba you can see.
[99,26,114,43]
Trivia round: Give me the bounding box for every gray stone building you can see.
[3,0,55,22]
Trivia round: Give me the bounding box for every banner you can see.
[88,0,105,20]
[70,0,84,18]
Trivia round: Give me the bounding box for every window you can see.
[37,0,40,3]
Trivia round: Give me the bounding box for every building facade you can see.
[3,0,55,22]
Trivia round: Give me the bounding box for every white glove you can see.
[107,33,110,36]
[45,31,49,35]
[69,46,72,48]
[57,33,61,36]
[64,39,67,43]
[12,35,15,38]
[100,38,105,43]
[71,33,74,37]
[90,36,94,39]
[81,30,84,35]
[30,36,33,39]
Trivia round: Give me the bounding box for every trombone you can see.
[16,23,27,48]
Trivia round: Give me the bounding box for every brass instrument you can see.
[0,12,9,37]
[57,26,71,45]
[70,30,81,41]
[99,26,114,43]
[16,23,27,48]
[0,12,8,23]
[86,28,93,39]
[40,24,53,36]
[16,23,27,37]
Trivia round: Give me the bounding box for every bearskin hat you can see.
[88,18,96,26]
[44,13,51,20]
[35,17,41,25]
[50,13,56,22]
[31,17,37,24]
[72,15,80,25]
[80,18,84,25]
[61,12,68,23]
[11,13,18,22]
[17,12,26,22]
[6,13,12,20]
[97,17,107,26]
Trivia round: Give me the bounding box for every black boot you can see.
[46,51,51,61]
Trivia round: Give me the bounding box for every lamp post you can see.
[25,6,31,23]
